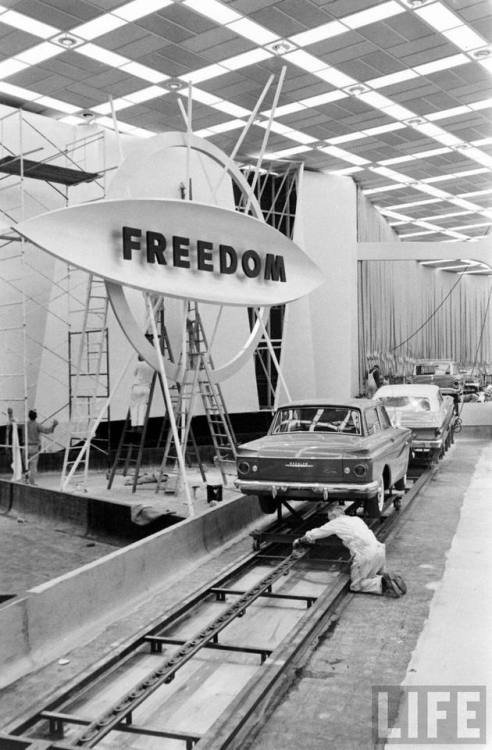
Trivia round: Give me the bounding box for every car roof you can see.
[374,384,440,398]
[277,398,376,409]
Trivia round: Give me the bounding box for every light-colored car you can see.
[374,383,456,463]
[410,359,463,402]
[234,399,411,517]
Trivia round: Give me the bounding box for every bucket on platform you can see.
[207,484,223,503]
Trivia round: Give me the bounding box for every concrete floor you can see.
[0,410,490,747]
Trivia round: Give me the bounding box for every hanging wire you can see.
[391,271,464,352]
[457,282,492,419]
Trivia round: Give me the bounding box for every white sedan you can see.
[374,383,456,463]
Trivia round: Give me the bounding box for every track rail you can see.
[0,465,435,750]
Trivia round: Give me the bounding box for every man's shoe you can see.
[382,572,406,597]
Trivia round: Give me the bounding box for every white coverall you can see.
[130,360,154,427]
[304,515,386,595]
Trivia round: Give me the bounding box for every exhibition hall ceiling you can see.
[0,0,491,249]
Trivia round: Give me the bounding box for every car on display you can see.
[410,359,463,404]
[374,384,456,464]
[234,399,411,517]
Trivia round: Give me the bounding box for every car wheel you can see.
[258,494,278,514]
[365,476,385,518]
[394,472,407,491]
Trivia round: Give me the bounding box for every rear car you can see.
[374,384,456,464]
[410,360,463,405]
[234,399,411,517]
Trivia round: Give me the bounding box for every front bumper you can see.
[234,478,379,500]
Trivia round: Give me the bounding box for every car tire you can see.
[258,494,278,514]
[394,473,407,491]
[365,475,385,518]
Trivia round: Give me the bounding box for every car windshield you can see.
[415,362,450,375]
[378,396,431,412]
[271,406,362,435]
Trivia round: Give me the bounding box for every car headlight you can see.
[238,461,250,474]
[353,464,367,477]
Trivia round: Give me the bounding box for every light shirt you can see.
[304,515,381,556]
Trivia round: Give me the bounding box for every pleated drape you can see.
[358,260,492,390]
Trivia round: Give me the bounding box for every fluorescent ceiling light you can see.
[426,168,488,182]
[452,221,492,230]
[121,61,167,83]
[399,230,437,237]
[124,85,165,103]
[36,96,80,113]
[423,210,472,220]
[180,64,227,84]
[469,98,492,111]
[412,147,451,158]
[382,103,416,120]
[414,53,468,75]
[92,100,127,115]
[262,102,305,117]
[329,132,366,145]
[283,50,326,73]
[213,100,250,117]
[426,105,471,121]
[284,130,317,145]
[77,43,128,67]
[450,198,481,210]
[316,67,356,87]
[183,0,241,25]
[371,166,413,183]
[0,81,38,100]
[290,21,346,47]
[460,188,492,198]
[387,199,441,209]
[378,154,416,165]
[415,2,461,32]
[0,9,58,38]
[364,123,406,136]
[208,119,245,134]
[263,145,311,159]
[15,42,62,65]
[320,145,369,166]
[327,166,365,175]
[194,128,213,138]
[178,87,221,106]
[368,69,417,88]
[72,15,127,40]
[113,0,172,22]
[0,59,28,79]
[304,91,348,111]
[443,26,486,51]
[221,48,272,71]
[364,184,408,194]
[462,147,492,169]
[227,18,278,45]
[415,184,451,198]
[358,91,394,109]
[344,1,404,29]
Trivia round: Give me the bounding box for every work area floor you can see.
[0,425,490,748]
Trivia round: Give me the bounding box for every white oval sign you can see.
[15,198,323,307]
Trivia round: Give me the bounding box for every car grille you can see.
[253,457,343,483]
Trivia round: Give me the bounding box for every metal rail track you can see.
[0,465,434,750]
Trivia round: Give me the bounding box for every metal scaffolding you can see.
[0,107,109,480]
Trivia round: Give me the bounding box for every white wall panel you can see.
[281,171,358,400]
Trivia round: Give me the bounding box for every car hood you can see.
[237,433,370,458]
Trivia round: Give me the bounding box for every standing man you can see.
[130,355,154,431]
[293,506,406,597]
[26,409,58,485]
